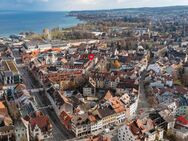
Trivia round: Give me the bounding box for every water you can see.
[0,11,82,37]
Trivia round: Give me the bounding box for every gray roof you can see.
[4,71,13,77]
[98,107,115,118]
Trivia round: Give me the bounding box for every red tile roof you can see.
[177,116,188,125]
[30,116,51,132]
[60,111,72,129]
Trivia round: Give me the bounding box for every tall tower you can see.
[148,20,152,38]
[43,28,51,40]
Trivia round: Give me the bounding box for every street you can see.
[11,48,74,141]
[137,55,155,114]
[18,66,74,141]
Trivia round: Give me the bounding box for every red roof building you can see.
[30,116,52,133]
[60,111,72,129]
[176,116,188,125]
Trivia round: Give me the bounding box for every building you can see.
[71,113,91,137]
[43,28,51,40]
[0,60,22,86]
[0,125,15,141]
[173,116,188,140]
[0,102,14,141]
[83,77,96,97]
[46,87,73,116]
[24,40,52,53]
[86,135,111,141]
[118,111,168,141]
[30,115,53,141]
[14,118,30,141]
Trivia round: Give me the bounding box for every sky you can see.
[1,0,188,11]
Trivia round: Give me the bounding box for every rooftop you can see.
[2,60,19,74]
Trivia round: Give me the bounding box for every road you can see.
[137,54,155,115]
[137,69,150,112]
[18,66,74,141]
[11,48,74,141]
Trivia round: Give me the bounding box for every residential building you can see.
[1,60,22,86]
[30,115,53,141]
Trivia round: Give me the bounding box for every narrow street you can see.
[137,54,155,114]
[18,66,74,141]
[11,48,74,141]
[137,70,150,112]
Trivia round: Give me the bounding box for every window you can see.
[44,135,48,138]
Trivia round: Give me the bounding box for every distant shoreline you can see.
[69,5,188,12]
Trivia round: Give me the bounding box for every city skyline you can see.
[1,0,188,11]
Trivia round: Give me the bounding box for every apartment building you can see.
[1,60,22,85]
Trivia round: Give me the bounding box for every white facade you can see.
[96,80,105,88]
[15,119,30,141]
[90,111,126,135]
[116,112,126,124]
[150,81,164,88]
[83,87,93,97]
[129,98,139,117]
[162,101,177,115]
[106,81,118,89]
[38,43,52,51]
[118,125,136,141]
[145,129,164,141]
[173,128,188,139]
[116,88,125,94]
[71,123,91,137]
[147,64,161,74]
[31,125,52,141]
[91,120,103,133]
[25,42,52,53]
[166,80,173,87]
[31,125,43,140]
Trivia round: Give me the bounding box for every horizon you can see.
[1,0,188,11]
[1,5,188,12]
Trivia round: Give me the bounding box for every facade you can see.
[14,118,30,141]
[30,116,53,141]
[70,107,126,137]
[129,98,139,117]
[173,116,188,140]
[0,101,14,140]
[176,106,188,116]
[83,87,95,97]
[0,125,15,141]
[1,60,22,85]
[24,41,52,53]
[118,125,137,141]
[71,113,91,137]
[117,110,172,141]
